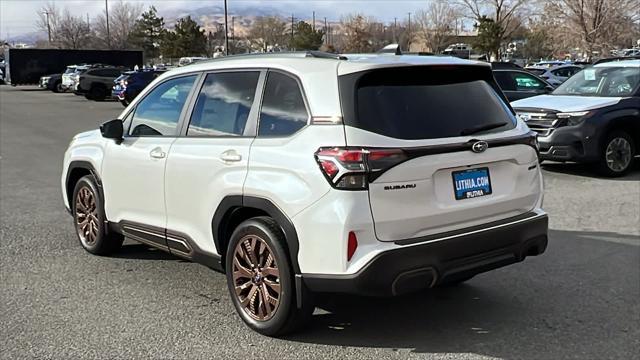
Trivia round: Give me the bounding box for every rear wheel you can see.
[596,130,635,177]
[225,217,313,336]
[72,175,123,255]
[52,81,63,93]
[89,86,106,101]
[120,99,129,107]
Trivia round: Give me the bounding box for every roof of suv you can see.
[165,52,490,78]
[593,59,640,68]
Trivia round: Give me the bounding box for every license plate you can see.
[452,167,492,200]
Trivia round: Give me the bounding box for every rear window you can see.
[340,66,515,140]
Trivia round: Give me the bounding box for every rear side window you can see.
[258,72,308,136]
[340,66,515,140]
[494,71,516,91]
[513,72,546,90]
[188,71,260,136]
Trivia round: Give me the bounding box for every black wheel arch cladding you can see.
[213,195,301,274]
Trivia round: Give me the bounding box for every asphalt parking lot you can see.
[1,86,638,359]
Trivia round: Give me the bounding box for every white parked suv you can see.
[61,52,548,336]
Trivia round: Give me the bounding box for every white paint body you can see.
[62,54,545,276]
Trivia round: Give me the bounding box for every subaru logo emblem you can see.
[471,141,488,153]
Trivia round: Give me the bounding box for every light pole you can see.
[224,0,229,55]
[43,11,52,43]
[105,0,111,48]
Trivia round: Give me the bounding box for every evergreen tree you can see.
[129,6,165,60]
[290,21,324,50]
[473,16,503,60]
[162,16,207,58]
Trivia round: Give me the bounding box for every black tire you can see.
[120,99,129,107]
[52,81,63,93]
[225,216,314,336]
[596,130,635,177]
[89,85,106,101]
[71,175,123,255]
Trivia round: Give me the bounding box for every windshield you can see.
[553,66,639,97]
[64,67,76,74]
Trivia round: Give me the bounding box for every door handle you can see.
[150,147,166,159]
[220,149,242,163]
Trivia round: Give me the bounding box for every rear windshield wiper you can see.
[460,121,508,136]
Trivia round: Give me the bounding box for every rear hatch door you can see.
[339,65,541,241]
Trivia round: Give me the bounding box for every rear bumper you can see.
[303,212,548,296]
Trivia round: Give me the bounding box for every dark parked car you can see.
[39,73,63,92]
[493,69,554,102]
[74,66,127,100]
[512,60,640,176]
[112,70,164,107]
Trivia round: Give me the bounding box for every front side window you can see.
[129,75,197,136]
[187,71,260,136]
[258,72,308,136]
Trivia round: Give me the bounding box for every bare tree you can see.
[57,9,91,49]
[248,16,288,52]
[36,2,61,47]
[416,0,461,53]
[94,0,143,49]
[340,14,375,53]
[546,0,640,59]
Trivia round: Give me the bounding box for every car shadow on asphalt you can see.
[542,160,640,181]
[285,229,639,358]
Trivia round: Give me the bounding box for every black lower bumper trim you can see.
[303,214,548,297]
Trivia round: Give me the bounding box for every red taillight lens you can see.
[347,231,358,261]
[315,147,407,190]
[319,159,339,178]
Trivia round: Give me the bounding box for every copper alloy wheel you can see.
[75,186,99,246]
[232,235,281,321]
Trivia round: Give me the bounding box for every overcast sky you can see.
[0,0,431,40]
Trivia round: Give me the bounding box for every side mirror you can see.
[100,119,124,142]
[544,85,554,92]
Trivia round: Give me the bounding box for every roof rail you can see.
[304,51,348,60]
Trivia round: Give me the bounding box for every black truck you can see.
[3,48,143,86]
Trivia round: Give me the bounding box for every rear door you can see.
[164,70,263,257]
[339,65,541,242]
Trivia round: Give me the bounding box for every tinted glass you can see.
[493,71,516,91]
[188,72,259,136]
[342,67,515,140]
[129,75,197,136]
[258,72,308,136]
[553,67,640,97]
[513,72,545,90]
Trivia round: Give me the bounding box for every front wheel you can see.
[596,130,635,177]
[225,217,313,336]
[119,99,129,107]
[72,175,123,255]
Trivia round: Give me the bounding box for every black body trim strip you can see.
[367,131,537,182]
[114,221,223,272]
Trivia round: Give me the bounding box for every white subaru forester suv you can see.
[62,52,548,336]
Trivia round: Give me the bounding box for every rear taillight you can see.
[315,147,407,190]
